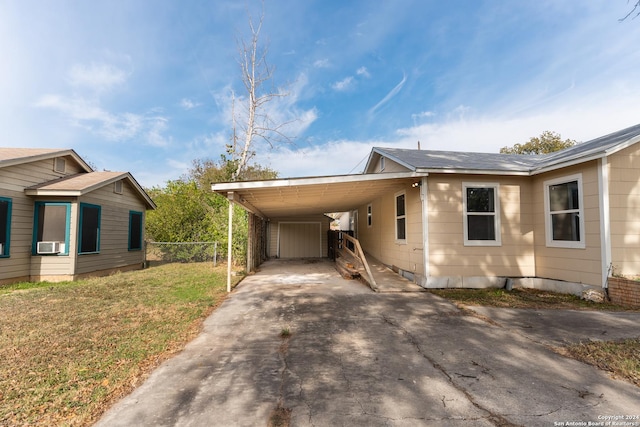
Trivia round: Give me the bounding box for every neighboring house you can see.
[211,123,640,295]
[0,148,156,285]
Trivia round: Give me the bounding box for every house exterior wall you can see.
[532,161,603,287]
[607,144,640,276]
[29,197,78,281]
[0,156,83,284]
[1,155,151,284]
[356,181,425,281]
[74,180,147,275]
[370,156,409,173]
[268,215,331,258]
[425,174,535,282]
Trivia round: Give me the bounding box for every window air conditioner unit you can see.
[37,241,61,254]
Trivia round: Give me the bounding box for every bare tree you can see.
[228,5,295,181]
[620,0,640,21]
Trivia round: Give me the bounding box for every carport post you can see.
[226,192,234,293]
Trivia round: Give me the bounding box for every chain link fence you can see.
[145,241,224,267]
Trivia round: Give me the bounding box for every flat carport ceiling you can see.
[211,172,427,218]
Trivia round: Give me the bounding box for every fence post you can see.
[213,242,217,267]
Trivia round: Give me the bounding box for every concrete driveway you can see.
[96,259,640,427]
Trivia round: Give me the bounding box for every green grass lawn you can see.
[0,263,240,427]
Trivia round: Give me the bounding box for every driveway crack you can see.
[380,314,520,427]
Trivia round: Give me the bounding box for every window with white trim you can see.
[0,197,11,257]
[380,157,385,171]
[367,204,372,227]
[544,174,585,248]
[395,192,406,242]
[463,183,501,246]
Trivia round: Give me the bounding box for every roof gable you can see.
[0,148,92,172]
[25,171,156,209]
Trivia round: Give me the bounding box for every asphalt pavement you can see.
[95,259,640,427]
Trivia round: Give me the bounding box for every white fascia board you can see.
[211,171,428,192]
[415,168,529,176]
[530,153,606,176]
[603,134,640,156]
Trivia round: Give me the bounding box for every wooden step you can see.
[335,256,360,280]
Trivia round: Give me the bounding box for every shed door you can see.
[279,222,321,258]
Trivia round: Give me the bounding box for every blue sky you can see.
[3,1,640,187]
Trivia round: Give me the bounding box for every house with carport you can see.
[212,123,640,295]
[0,148,155,285]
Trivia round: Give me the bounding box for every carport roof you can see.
[211,171,426,219]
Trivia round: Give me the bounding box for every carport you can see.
[211,171,427,291]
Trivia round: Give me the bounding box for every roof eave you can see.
[211,171,428,192]
[0,149,93,172]
[531,152,606,175]
[24,189,83,197]
[416,168,530,176]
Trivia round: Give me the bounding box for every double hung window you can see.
[463,183,501,246]
[544,174,585,248]
[395,192,406,242]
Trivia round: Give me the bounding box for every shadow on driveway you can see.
[95,259,640,427]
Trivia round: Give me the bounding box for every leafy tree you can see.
[146,158,277,265]
[189,155,278,189]
[499,131,576,155]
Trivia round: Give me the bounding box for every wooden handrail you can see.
[341,233,378,290]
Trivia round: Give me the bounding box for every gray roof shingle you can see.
[373,122,640,175]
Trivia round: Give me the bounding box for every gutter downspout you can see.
[420,176,430,285]
[227,192,234,293]
[598,158,612,289]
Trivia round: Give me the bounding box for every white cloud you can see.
[313,59,330,68]
[356,66,370,78]
[68,62,128,92]
[180,98,201,110]
[332,76,354,91]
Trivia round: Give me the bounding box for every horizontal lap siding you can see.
[75,181,147,274]
[357,181,424,277]
[533,162,602,286]
[1,158,84,282]
[608,145,640,276]
[427,175,535,277]
[0,188,33,282]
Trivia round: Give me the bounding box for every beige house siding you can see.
[532,162,603,287]
[608,144,640,276]
[370,156,411,173]
[426,174,535,279]
[268,215,330,258]
[357,182,424,279]
[75,180,147,274]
